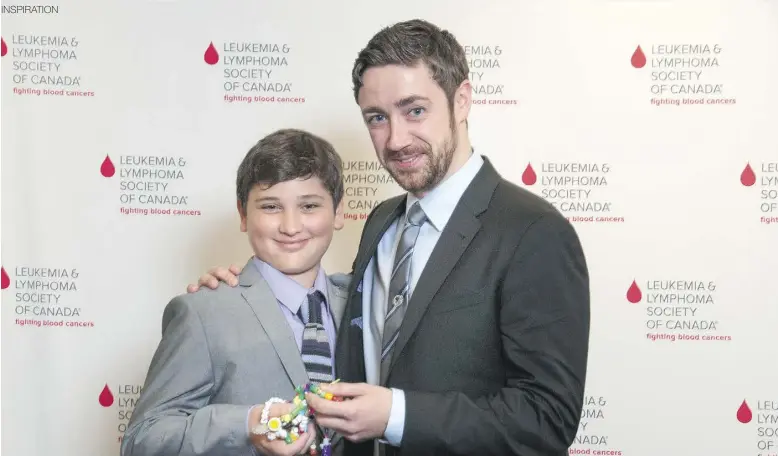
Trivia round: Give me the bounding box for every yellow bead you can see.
[291,433,298,441]
[282,414,291,422]
[325,393,333,400]
[293,396,301,404]
[268,417,281,431]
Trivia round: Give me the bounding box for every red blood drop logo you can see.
[1,267,9,290]
[740,163,756,187]
[100,155,115,178]
[204,42,219,65]
[1,37,7,57]
[521,163,537,185]
[626,280,642,303]
[736,400,752,423]
[99,384,114,407]
[631,45,646,69]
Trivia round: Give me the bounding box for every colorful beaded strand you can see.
[251,381,341,455]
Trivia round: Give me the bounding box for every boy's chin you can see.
[272,259,320,277]
[278,264,316,275]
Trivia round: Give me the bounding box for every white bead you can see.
[260,397,287,424]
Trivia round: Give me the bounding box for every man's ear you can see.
[454,79,472,127]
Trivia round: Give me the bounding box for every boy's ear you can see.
[333,198,345,230]
[237,200,248,232]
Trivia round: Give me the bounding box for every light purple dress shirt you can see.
[252,257,337,361]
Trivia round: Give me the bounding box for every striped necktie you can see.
[299,290,334,383]
[381,201,427,378]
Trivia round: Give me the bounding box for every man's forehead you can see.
[362,63,431,87]
[358,69,440,109]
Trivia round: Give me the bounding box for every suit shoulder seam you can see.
[509,213,551,259]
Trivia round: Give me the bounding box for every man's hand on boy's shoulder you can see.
[186,264,243,293]
[187,265,353,294]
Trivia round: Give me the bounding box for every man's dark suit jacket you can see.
[334,157,590,456]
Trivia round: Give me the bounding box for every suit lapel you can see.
[239,260,309,387]
[335,197,405,384]
[353,196,407,284]
[385,215,480,382]
[386,158,502,379]
[326,273,350,332]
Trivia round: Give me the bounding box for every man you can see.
[191,19,590,456]
[122,129,351,456]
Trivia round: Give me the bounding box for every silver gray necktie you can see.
[381,201,427,375]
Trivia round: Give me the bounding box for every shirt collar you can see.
[252,256,329,315]
[405,151,484,232]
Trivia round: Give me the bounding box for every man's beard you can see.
[383,131,458,195]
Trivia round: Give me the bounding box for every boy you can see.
[121,128,349,456]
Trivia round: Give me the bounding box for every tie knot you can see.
[406,202,427,226]
[308,290,325,306]
[306,290,325,324]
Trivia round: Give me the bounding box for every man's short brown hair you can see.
[351,19,469,109]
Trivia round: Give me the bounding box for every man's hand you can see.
[306,383,392,443]
[249,403,317,456]
[186,264,243,293]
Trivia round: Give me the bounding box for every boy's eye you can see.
[258,202,321,212]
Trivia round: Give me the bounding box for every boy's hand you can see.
[248,403,317,456]
[186,264,243,292]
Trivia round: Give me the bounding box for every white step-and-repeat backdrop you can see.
[2,1,777,455]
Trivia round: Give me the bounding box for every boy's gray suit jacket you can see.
[120,258,351,456]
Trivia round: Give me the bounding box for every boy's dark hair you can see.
[236,128,344,213]
[351,19,469,109]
